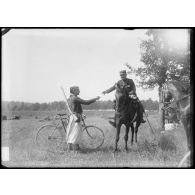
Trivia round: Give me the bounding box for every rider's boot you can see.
[141,118,146,123]
[109,120,116,127]
[109,112,117,127]
[67,143,73,151]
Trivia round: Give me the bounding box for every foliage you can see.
[127,29,190,89]
[141,99,159,110]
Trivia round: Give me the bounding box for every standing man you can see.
[102,70,146,127]
[67,86,100,151]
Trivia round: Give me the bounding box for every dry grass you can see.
[1,110,189,167]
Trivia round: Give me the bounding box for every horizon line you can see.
[1,98,159,104]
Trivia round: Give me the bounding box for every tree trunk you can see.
[158,86,165,130]
[159,102,165,129]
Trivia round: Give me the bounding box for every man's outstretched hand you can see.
[96,96,100,100]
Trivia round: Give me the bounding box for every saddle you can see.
[113,96,138,112]
[128,95,138,109]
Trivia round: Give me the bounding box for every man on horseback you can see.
[102,70,146,127]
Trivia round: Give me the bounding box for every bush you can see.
[158,134,177,151]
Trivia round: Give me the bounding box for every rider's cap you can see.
[70,86,79,94]
[119,70,127,75]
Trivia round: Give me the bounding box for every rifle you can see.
[60,86,73,115]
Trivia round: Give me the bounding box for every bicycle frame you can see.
[55,114,70,134]
[80,116,87,128]
[55,113,87,133]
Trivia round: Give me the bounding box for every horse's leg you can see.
[182,118,192,152]
[135,122,140,143]
[182,117,192,166]
[115,122,122,152]
[124,124,130,151]
[130,123,134,146]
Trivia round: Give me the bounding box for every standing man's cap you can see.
[70,86,79,94]
[119,70,127,75]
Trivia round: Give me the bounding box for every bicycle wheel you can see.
[35,124,64,153]
[81,125,105,150]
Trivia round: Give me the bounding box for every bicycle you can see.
[35,113,105,153]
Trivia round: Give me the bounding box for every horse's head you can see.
[164,81,189,102]
[115,83,129,112]
[162,84,173,102]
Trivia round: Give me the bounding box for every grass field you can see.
[1,110,189,167]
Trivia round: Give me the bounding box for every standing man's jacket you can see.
[68,95,97,114]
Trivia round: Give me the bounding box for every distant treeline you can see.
[2,99,159,111]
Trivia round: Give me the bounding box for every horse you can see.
[163,102,180,124]
[163,81,192,155]
[114,83,141,151]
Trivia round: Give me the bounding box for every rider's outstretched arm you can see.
[102,85,116,94]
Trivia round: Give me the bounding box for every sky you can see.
[2,29,159,103]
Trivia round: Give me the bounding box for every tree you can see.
[33,103,41,111]
[40,103,49,111]
[127,29,191,129]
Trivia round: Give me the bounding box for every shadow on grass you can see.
[158,134,177,151]
[137,140,158,159]
[79,145,114,154]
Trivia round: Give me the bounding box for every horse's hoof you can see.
[134,143,138,148]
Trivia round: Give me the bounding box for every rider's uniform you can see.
[104,78,145,122]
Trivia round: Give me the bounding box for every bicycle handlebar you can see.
[56,113,87,123]
[57,113,69,117]
[54,113,70,120]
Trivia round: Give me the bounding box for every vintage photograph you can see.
[1,28,192,168]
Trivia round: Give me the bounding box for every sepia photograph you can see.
[1,28,192,168]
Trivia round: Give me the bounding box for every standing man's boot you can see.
[67,143,73,151]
